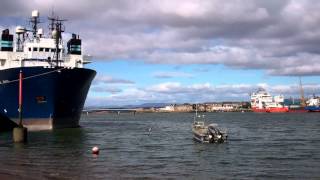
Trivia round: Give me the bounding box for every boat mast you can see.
[196,104,198,117]
[194,104,198,122]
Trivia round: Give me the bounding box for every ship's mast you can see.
[15,26,26,52]
[48,14,66,67]
[30,10,40,38]
[48,11,56,37]
[299,77,306,107]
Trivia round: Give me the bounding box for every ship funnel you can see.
[67,33,82,55]
[1,29,13,52]
[32,10,39,17]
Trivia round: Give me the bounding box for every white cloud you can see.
[93,74,135,85]
[152,71,194,79]
[91,86,122,94]
[2,0,320,76]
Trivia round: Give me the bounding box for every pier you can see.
[83,108,137,114]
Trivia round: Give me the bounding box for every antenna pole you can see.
[195,104,198,118]
[48,11,55,37]
[55,20,64,66]
[49,15,66,67]
[16,34,22,52]
[30,10,40,39]
[31,17,38,38]
[55,21,60,66]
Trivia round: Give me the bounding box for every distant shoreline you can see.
[84,102,252,114]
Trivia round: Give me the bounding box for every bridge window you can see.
[0,59,5,66]
[45,48,50,52]
[33,47,38,51]
[50,48,62,53]
[28,48,31,51]
[39,48,44,52]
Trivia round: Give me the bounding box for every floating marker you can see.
[148,127,152,136]
[92,146,99,155]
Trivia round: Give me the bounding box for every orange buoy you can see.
[92,146,99,155]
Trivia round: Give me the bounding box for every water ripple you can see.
[0,112,320,179]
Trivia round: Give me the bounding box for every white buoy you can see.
[148,127,152,136]
[92,146,99,155]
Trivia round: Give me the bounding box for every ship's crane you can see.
[299,77,306,107]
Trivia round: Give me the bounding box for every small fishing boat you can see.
[192,112,227,143]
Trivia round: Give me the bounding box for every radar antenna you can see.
[48,14,67,67]
[48,11,56,37]
[30,10,41,38]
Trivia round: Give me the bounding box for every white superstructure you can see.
[306,96,320,106]
[0,10,90,71]
[250,88,285,109]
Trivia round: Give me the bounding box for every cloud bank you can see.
[1,0,320,76]
[87,80,320,106]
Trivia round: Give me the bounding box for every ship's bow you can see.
[52,68,96,128]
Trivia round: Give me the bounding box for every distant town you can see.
[135,102,251,113]
[85,102,252,113]
[84,96,313,114]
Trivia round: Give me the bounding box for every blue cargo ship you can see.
[305,96,320,112]
[0,11,96,130]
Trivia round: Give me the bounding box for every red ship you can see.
[250,88,289,113]
[266,107,289,113]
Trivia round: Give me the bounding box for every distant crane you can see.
[299,77,306,107]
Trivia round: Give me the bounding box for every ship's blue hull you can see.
[305,106,320,112]
[0,67,96,130]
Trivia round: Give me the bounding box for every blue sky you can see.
[1,0,320,106]
[86,60,320,106]
[87,61,312,87]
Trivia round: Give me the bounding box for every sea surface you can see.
[0,112,320,179]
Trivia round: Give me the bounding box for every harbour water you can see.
[0,112,319,179]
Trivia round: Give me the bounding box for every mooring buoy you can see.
[92,146,99,155]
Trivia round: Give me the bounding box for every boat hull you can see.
[192,125,227,143]
[288,107,308,113]
[266,107,289,113]
[192,132,209,143]
[305,106,320,112]
[251,108,268,113]
[252,107,289,113]
[0,67,96,130]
